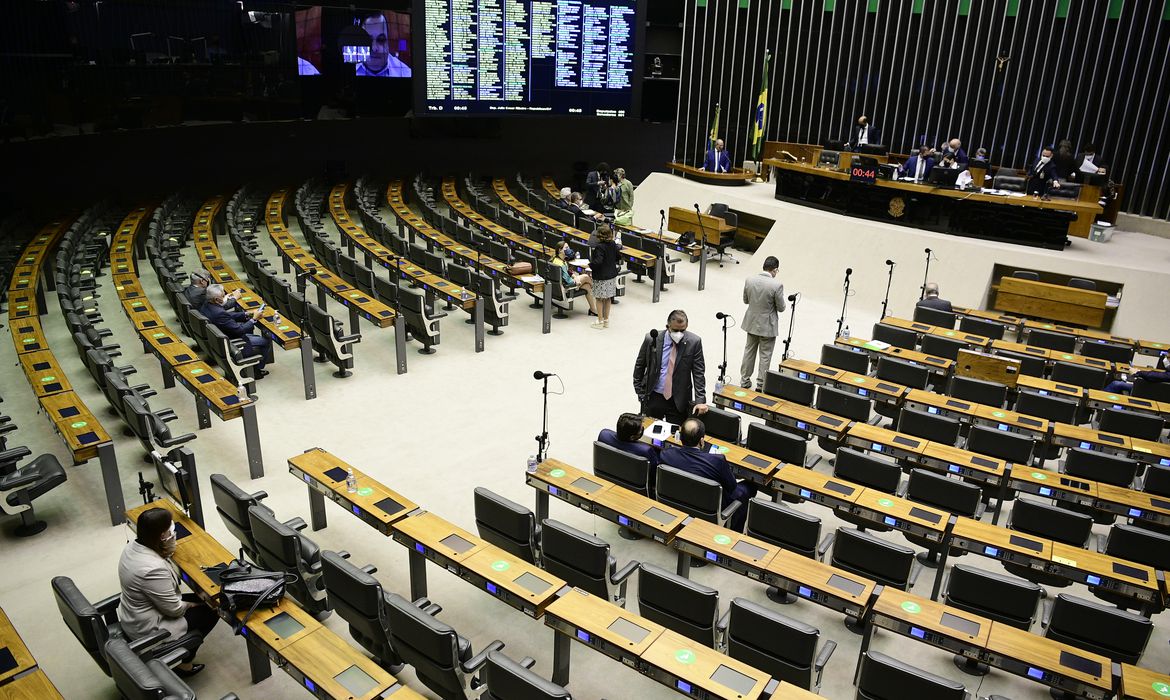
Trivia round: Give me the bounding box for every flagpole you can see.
[752,50,771,183]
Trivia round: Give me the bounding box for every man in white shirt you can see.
[355,13,411,78]
[852,115,881,148]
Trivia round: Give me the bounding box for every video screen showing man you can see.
[354,11,411,78]
[296,6,322,76]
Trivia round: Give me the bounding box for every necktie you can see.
[662,343,678,400]
[916,158,925,180]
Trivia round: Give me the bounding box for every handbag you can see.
[506,261,533,275]
[204,557,296,632]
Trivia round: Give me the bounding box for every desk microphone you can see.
[924,247,932,254]
[533,370,556,380]
[693,203,702,214]
[715,311,729,320]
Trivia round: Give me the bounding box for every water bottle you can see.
[346,468,357,493]
[526,455,539,473]
[273,311,281,324]
[237,383,249,401]
[842,325,851,341]
[714,378,725,395]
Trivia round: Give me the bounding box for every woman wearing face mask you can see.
[588,224,621,330]
[551,241,598,317]
[118,507,219,677]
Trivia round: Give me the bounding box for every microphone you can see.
[533,371,556,380]
[693,203,702,214]
[715,312,729,320]
[787,293,798,302]
[649,329,659,339]
[924,247,932,254]
[885,259,895,266]
[845,267,853,276]
[660,209,665,217]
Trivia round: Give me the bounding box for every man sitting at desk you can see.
[916,282,953,312]
[1026,147,1062,198]
[184,269,239,310]
[201,284,272,378]
[936,138,969,165]
[1105,355,1170,395]
[659,418,756,532]
[899,146,935,182]
[702,139,732,173]
[1072,143,1107,181]
[598,412,661,475]
[852,115,881,148]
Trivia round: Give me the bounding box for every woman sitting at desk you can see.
[118,507,220,677]
[551,241,597,318]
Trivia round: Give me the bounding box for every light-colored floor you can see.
[3,176,1170,700]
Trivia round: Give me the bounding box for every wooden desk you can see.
[543,587,665,686]
[592,486,688,544]
[1094,481,1170,527]
[1083,389,1170,420]
[771,464,862,513]
[1008,466,1097,507]
[390,510,488,601]
[641,629,772,700]
[1120,664,1170,700]
[667,206,735,245]
[779,359,906,406]
[459,548,566,618]
[867,588,991,659]
[842,423,927,462]
[1048,542,1162,613]
[916,442,1008,487]
[996,277,1109,328]
[881,316,992,348]
[170,360,252,422]
[852,488,950,543]
[948,517,1052,569]
[288,447,419,535]
[902,388,980,421]
[835,336,954,378]
[37,392,111,464]
[762,549,875,619]
[670,518,780,580]
[970,404,1049,440]
[17,350,72,398]
[1051,423,1132,459]
[525,458,614,525]
[271,627,404,700]
[0,669,63,699]
[639,417,778,488]
[0,608,36,685]
[984,623,1112,700]
[713,385,853,442]
[666,161,755,186]
[9,319,48,355]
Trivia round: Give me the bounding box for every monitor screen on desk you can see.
[856,143,887,156]
[152,452,192,514]
[927,167,962,187]
[819,150,842,168]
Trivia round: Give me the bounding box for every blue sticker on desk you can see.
[901,601,922,614]
[549,469,566,478]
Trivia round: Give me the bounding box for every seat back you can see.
[1068,278,1097,289]
[1142,464,1170,497]
[539,520,612,600]
[1015,391,1079,425]
[209,473,268,562]
[966,425,1035,464]
[1011,270,1040,281]
[745,423,807,465]
[820,344,869,374]
[744,499,820,558]
[1009,498,1093,546]
[1046,593,1152,664]
[829,528,916,589]
[944,563,1041,629]
[763,370,815,406]
[1050,361,1109,390]
[1027,329,1077,352]
[906,469,981,517]
[51,576,111,674]
[320,551,401,669]
[1104,524,1170,571]
[912,306,956,328]
[247,505,326,610]
[997,350,1047,377]
[384,593,469,698]
[896,408,961,445]
[871,323,918,350]
[105,638,194,700]
[993,176,1027,193]
[473,487,538,564]
[1098,408,1164,442]
[481,651,572,700]
[919,334,967,361]
[592,441,651,496]
[856,651,965,700]
[815,386,871,423]
[1079,339,1134,364]
[726,598,819,688]
[832,448,901,494]
[949,375,1008,408]
[875,357,929,389]
[636,564,719,646]
[701,406,741,444]
[655,466,722,524]
[1133,377,1170,402]
[1063,448,1139,487]
[959,316,1005,340]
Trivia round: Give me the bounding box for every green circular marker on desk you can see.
[1062,355,1072,360]
[549,468,566,478]
[41,376,56,382]
[1107,394,1119,400]
[279,325,290,331]
[946,331,955,336]
[733,390,747,397]
[491,560,511,572]
[357,487,374,497]
[71,421,87,429]
[853,377,866,383]
[1032,472,1047,480]
[877,498,894,508]
[714,445,730,454]
[16,304,27,310]
[190,368,204,375]
[901,601,922,614]
[713,534,732,546]
[1152,681,1170,696]
[992,411,1006,418]
[22,338,34,344]
[152,333,165,338]
[674,649,696,665]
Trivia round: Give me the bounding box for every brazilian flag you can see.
[752,51,771,160]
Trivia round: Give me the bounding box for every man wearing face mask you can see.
[633,309,709,424]
[118,507,219,677]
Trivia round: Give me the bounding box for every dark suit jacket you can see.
[899,155,935,179]
[659,445,739,506]
[200,302,255,339]
[1027,157,1060,183]
[633,330,706,415]
[598,429,660,470]
[1070,153,1106,181]
[703,149,732,173]
[916,296,953,312]
[851,124,882,146]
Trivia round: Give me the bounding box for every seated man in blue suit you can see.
[598,412,661,472]
[702,139,732,173]
[200,284,272,378]
[659,418,756,532]
[899,145,935,182]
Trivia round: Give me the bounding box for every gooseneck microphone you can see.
[715,311,729,320]
[881,257,897,319]
[921,248,934,300]
[845,267,853,277]
[837,268,853,338]
[787,293,798,302]
[886,259,895,266]
[649,328,659,340]
[533,371,555,380]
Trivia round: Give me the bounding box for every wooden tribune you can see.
[955,348,1021,387]
[994,277,1109,328]
[666,206,734,245]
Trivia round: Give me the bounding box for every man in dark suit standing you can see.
[200,284,272,377]
[633,309,708,425]
[916,282,953,312]
[1026,147,1062,198]
[659,418,756,532]
[702,139,732,173]
[597,412,661,474]
[851,115,881,149]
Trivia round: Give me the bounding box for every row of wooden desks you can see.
[124,500,422,699]
[8,219,123,525]
[327,184,486,353]
[0,606,64,699]
[953,306,1170,361]
[265,188,409,374]
[109,208,265,479]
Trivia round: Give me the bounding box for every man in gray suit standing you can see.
[740,256,786,390]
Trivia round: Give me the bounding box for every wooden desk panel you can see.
[280,627,399,700]
[1049,542,1161,604]
[917,443,1008,484]
[881,316,991,348]
[0,608,37,685]
[667,206,735,245]
[544,587,664,658]
[171,361,252,420]
[844,423,928,459]
[241,600,321,653]
[997,278,1108,327]
[1014,375,1087,400]
[391,511,488,563]
[950,517,1052,562]
[984,623,1112,697]
[853,488,949,541]
[763,549,875,618]
[871,588,992,649]
[1083,389,1170,420]
[771,464,862,511]
[221,281,303,350]
[460,548,565,618]
[18,350,72,398]
[0,669,64,699]
[672,518,780,573]
[289,448,419,531]
[141,327,201,366]
[592,487,688,543]
[10,319,48,355]
[640,629,771,700]
[835,336,954,374]
[666,161,756,185]
[1120,664,1170,700]
[38,393,110,463]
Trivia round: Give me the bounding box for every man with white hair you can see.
[916,282,953,312]
[200,284,272,377]
[184,269,239,309]
[557,187,572,209]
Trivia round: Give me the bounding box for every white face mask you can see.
[669,330,684,343]
[160,523,177,558]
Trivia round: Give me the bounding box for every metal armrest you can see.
[974,500,987,520]
[816,533,835,558]
[100,343,121,353]
[335,330,361,344]
[461,640,505,675]
[158,432,197,448]
[907,561,923,587]
[94,592,122,624]
[282,516,306,530]
[518,656,537,669]
[0,446,33,468]
[1040,599,1053,628]
[610,560,640,586]
[1095,533,1107,553]
[361,564,378,575]
[0,469,42,492]
[716,609,731,652]
[813,639,837,688]
[306,560,322,575]
[896,483,908,498]
[337,551,351,559]
[719,498,743,523]
[156,409,177,422]
[127,628,171,655]
[133,385,157,398]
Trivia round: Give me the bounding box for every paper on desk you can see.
[866,340,891,351]
[661,231,681,242]
[647,419,675,437]
[570,259,590,267]
[521,275,544,283]
[1079,160,1100,174]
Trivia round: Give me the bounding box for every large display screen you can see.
[297,6,412,78]
[415,0,641,116]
